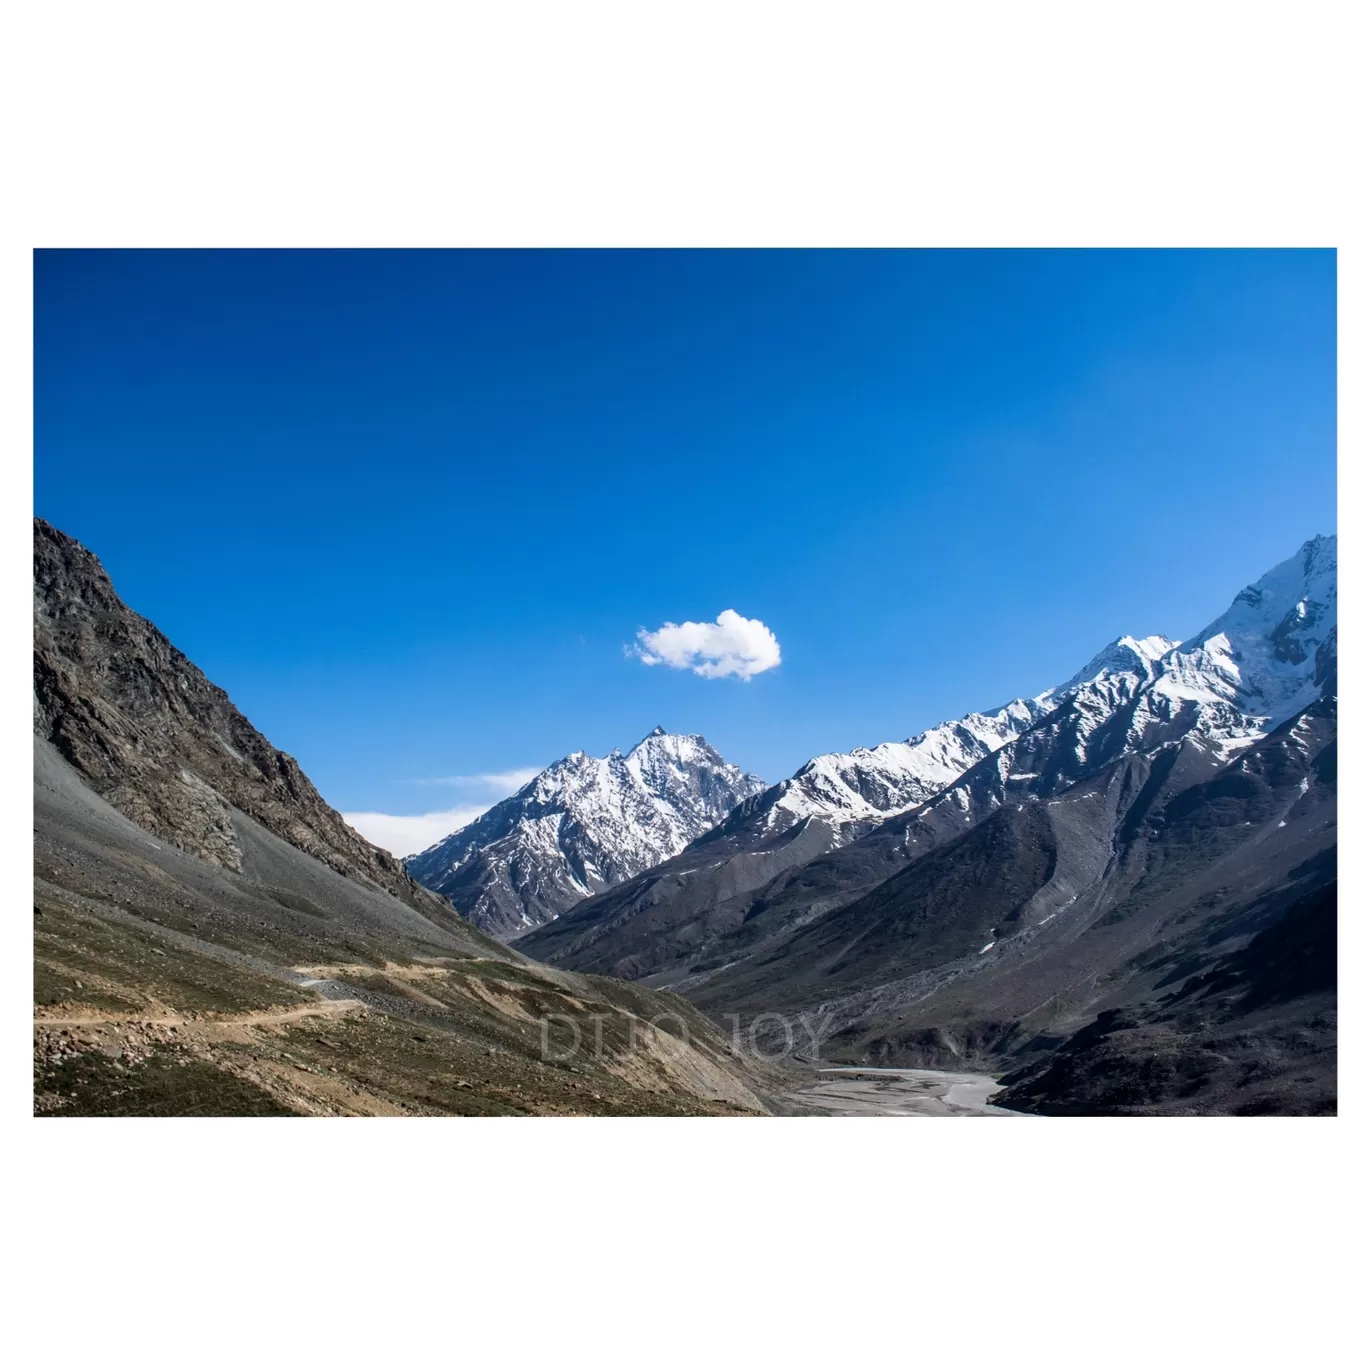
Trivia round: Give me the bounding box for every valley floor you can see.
[774,1066,1025,1117]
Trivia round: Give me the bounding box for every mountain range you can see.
[406,730,765,937]
[518,535,1337,1114]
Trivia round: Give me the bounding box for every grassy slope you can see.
[34,894,771,1118]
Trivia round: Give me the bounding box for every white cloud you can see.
[477,767,543,791]
[343,806,490,859]
[414,768,542,793]
[344,766,544,858]
[631,608,781,681]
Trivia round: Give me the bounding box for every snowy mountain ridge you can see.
[904,534,1340,834]
[718,536,1335,850]
[1013,535,1342,777]
[733,634,1177,841]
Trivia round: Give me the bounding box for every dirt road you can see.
[34,998,366,1033]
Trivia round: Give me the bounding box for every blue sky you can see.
[35,249,1336,852]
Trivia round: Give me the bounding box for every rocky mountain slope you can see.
[694,690,1334,1065]
[521,537,1337,1114]
[993,872,1337,1116]
[32,519,772,1117]
[406,729,766,938]
[34,518,437,911]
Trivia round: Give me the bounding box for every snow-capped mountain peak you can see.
[406,731,766,937]
[1061,634,1179,690]
[1071,533,1341,773]
[1154,534,1337,724]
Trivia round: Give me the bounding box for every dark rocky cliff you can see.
[33,517,440,913]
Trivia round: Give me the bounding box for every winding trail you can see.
[34,998,366,1032]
